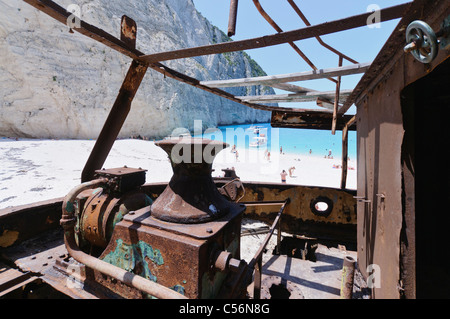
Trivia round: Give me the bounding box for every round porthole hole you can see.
[310,196,333,217]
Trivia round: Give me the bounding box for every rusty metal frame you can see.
[247,199,289,299]
[228,0,239,37]
[252,0,337,84]
[19,0,410,182]
[137,3,410,64]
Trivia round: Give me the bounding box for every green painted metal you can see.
[101,238,185,296]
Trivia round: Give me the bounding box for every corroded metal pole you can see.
[340,255,356,299]
[228,0,239,36]
[81,59,148,182]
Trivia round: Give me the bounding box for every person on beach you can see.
[280,170,287,183]
[267,151,271,161]
[289,166,296,177]
[235,150,239,161]
[280,146,283,154]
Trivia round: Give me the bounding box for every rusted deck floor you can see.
[1,218,365,299]
[241,219,364,299]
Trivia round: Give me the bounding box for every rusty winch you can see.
[61,138,247,298]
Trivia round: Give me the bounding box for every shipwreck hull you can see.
[0,181,356,299]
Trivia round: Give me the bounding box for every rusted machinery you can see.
[60,138,250,298]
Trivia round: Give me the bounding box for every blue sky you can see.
[192,0,411,113]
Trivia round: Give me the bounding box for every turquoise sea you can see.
[197,123,357,160]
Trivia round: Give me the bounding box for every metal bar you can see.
[341,115,356,188]
[254,256,262,299]
[241,200,287,206]
[249,200,288,269]
[23,0,141,59]
[201,63,371,88]
[276,216,282,255]
[81,60,148,182]
[332,56,344,135]
[237,89,352,103]
[228,0,239,37]
[286,0,358,64]
[137,3,411,63]
[252,0,337,84]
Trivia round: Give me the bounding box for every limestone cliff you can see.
[0,0,273,139]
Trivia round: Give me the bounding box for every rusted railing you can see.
[242,199,289,299]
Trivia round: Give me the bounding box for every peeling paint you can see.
[0,229,19,247]
[101,239,164,281]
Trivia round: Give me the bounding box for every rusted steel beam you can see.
[81,60,148,182]
[340,115,356,189]
[137,3,411,63]
[252,0,337,84]
[271,110,356,131]
[332,56,344,135]
[286,0,358,64]
[228,0,239,37]
[23,0,141,59]
[120,15,137,49]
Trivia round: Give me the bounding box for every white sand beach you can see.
[0,137,356,209]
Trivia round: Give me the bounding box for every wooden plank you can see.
[137,3,411,63]
[201,63,371,88]
[237,89,352,103]
[81,60,148,182]
[316,97,342,111]
[269,83,317,93]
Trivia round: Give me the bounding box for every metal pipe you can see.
[227,0,239,36]
[340,255,356,299]
[60,180,187,299]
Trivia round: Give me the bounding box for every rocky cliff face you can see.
[0,0,273,139]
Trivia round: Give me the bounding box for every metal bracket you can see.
[437,15,450,50]
[353,196,371,203]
